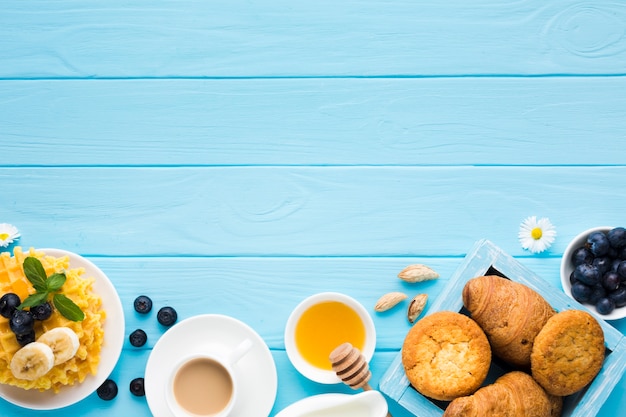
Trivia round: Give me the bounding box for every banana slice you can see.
[10,342,55,380]
[37,327,80,365]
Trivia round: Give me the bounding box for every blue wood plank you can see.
[1,1,625,77]
[2,78,626,166]
[2,166,626,257]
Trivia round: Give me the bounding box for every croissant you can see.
[462,275,555,367]
[443,371,554,417]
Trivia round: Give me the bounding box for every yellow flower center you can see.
[0,233,9,240]
[531,227,543,240]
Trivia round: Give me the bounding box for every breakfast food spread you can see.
[401,311,491,401]
[0,247,106,392]
[462,275,555,367]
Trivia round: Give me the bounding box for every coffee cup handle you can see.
[228,338,253,365]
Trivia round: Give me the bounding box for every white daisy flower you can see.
[518,216,556,254]
[0,223,20,248]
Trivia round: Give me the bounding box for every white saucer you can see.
[0,248,125,410]
[145,314,277,417]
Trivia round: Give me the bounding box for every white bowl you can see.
[560,226,626,320]
[284,292,376,384]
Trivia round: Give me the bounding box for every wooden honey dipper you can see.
[329,342,393,417]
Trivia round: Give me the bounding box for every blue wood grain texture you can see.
[1,0,626,416]
[2,78,626,166]
[1,0,626,77]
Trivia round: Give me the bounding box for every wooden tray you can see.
[379,239,626,417]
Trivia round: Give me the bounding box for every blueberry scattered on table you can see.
[157,306,177,326]
[30,301,53,321]
[0,293,21,318]
[129,377,145,397]
[97,379,118,401]
[129,329,148,347]
[133,295,153,314]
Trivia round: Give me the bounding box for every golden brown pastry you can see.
[402,311,491,401]
[443,371,552,417]
[462,275,555,366]
[531,309,604,396]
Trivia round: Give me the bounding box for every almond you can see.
[407,293,428,323]
[398,264,439,283]
[374,292,408,312]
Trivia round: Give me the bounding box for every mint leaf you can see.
[53,293,84,322]
[23,257,48,292]
[46,273,66,292]
[19,292,49,309]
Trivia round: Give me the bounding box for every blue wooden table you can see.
[2,1,626,416]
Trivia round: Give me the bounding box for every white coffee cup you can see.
[165,338,252,417]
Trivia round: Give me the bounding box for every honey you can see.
[294,301,366,370]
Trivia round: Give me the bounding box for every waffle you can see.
[0,247,106,392]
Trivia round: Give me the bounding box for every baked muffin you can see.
[531,309,604,396]
[402,311,491,401]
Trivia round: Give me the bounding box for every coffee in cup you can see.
[166,338,252,417]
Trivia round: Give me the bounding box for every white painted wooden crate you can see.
[379,239,626,417]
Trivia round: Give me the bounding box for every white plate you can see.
[0,248,125,410]
[145,314,277,417]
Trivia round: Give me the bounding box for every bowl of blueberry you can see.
[561,226,626,320]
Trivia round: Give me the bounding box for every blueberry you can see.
[30,302,53,321]
[587,231,611,256]
[608,227,626,248]
[569,270,577,285]
[617,261,626,279]
[0,293,21,319]
[129,329,147,347]
[9,309,34,336]
[97,379,118,401]
[596,297,616,315]
[589,285,607,305]
[133,295,153,314]
[571,247,593,266]
[573,264,601,286]
[157,306,177,326]
[611,258,622,273]
[571,281,592,303]
[602,271,621,292]
[593,257,612,275]
[16,330,36,347]
[129,377,145,396]
[609,287,626,308]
